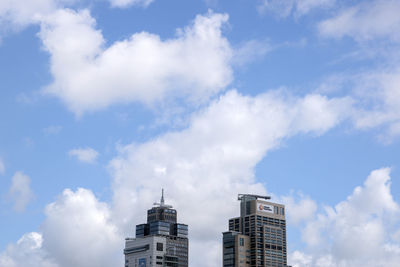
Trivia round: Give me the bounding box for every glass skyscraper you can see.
[223,194,288,267]
[124,190,188,267]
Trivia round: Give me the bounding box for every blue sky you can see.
[1,0,400,266]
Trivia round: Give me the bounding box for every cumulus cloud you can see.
[293,168,400,266]
[0,232,58,267]
[0,0,150,32]
[68,147,99,164]
[42,188,122,267]
[258,0,336,18]
[109,89,351,266]
[0,188,122,267]
[8,171,35,212]
[38,9,233,115]
[0,157,5,175]
[0,89,353,267]
[0,0,54,27]
[0,0,76,30]
[281,193,317,225]
[318,0,400,42]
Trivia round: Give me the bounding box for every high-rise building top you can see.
[147,189,177,224]
[124,190,188,267]
[223,194,287,267]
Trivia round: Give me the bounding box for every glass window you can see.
[274,206,279,214]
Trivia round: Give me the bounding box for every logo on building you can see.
[257,202,274,213]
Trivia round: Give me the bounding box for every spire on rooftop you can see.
[161,188,165,205]
[153,188,172,208]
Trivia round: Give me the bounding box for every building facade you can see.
[222,231,250,267]
[223,194,287,267]
[124,190,188,267]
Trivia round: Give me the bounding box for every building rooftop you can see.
[238,193,271,201]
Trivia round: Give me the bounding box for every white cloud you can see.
[0,89,352,267]
[109,89,351,266]
[281,193,317,225]
[109,0,154,8]
[8,171,35,212]
[0,0,54,27]
[0,0,76,30]
[317,1,400,141]
[0,232,58,267]
[0,189,122,267]
[42,188,122,267]
[294,168,400,266]
[318,0,400,42]
[232,39,272,67]
[320,69,400,142]
[0,158,5,175]
[68,147,99,164]
[353,70,400,131]
[258,0,335,18]
[289,250,312,267]
[38,9,233,115]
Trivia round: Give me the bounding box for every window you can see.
[280,207,285,215]
[239,238,244,246]
[156,243,163,251]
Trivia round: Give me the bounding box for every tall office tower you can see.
[223,194,287,267]
[124,190,189,267]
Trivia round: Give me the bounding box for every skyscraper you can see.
[124,190,189,267]
[223,194,287,267]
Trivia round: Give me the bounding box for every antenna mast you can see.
[153,188,173,208]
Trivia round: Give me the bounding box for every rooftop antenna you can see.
[161,188,165,205]
[154,188,173,208]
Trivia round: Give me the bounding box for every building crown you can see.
[153,188,173,208]
[238,194,271,201]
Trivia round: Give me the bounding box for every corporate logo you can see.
[257,202,274,213]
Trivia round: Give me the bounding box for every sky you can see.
[1,0,400,266]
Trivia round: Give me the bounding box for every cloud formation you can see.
[318,0,400,42]
[281,193,317,225]
[109,89,351,266]
[317,0,400,141]
[42,188,121,267]
[0,232,57,267]
[0,0,76,30]
[39,9,233,115]
[8,171,35,212]
[68,147,99,164]
[0,88,385,267]
[0,189,122,267]
[291,168,400,267]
